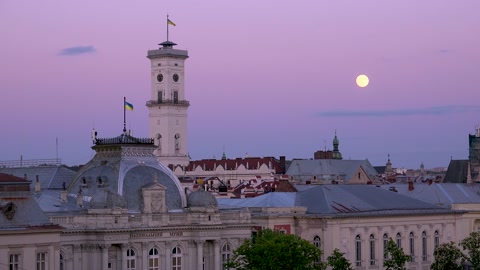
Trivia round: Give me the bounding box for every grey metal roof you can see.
[378,183,480,208]
[217,192,296,209]
[0,196,52,228]
[0,166,76,190]
[187,188,218,208]
[217,185,448,217]
[286,159,378,182]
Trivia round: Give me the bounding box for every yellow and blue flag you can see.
[167,19,176,26]
[125,101,134,111]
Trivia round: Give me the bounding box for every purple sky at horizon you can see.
[1,1,480,169]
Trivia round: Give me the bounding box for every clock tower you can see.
[146,40,190,167]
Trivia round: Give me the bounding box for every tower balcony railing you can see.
[146,99,190,107]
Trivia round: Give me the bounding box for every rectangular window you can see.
[383,238,388,259]
[157,91,162,103]
[10,254,20,270]
[173,91,178,104]
[36,252,47,270]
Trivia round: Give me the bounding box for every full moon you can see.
[356,74,369,88]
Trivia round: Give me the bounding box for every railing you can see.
[146,99,190,107]
[0,158,61,168]
[95,137,154,145]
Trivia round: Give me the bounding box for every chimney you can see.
[408,181,414,191]
[279,156,286,173]
[34,175,41,193]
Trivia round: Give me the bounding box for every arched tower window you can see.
[355,235,362,267]
[313,236,322,263]
[148,248,159,270]
[174,133,180,152]
[222,243,232,269]
[434,230,440,248]
[156,133,162,151]
[172,247,182,270]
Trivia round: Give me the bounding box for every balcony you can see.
[146,99,190,107]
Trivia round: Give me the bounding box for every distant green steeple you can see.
[332,130,343,160]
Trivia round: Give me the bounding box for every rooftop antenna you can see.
[56,137,59,165]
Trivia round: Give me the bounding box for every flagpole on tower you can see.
[167,14,170,41]
[123,97,127,133]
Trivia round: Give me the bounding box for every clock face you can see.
[173,73,179,82]
[157,74,163,82]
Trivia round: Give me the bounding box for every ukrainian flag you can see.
[125,101,134,111]
[167,19,176,26]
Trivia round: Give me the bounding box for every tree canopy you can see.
[430,242,464,270]
[383,238,411,270]
[224,229,325,270]
[327,248,353,270]
[460,231,480,270]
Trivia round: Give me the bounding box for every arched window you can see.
[127,249,136,270]
[60,252,65,270]
[369,234,376,266]
[172,247,182,270]
[355,235,362,267]
[148,248,159,270]
[156,133,162,151]
[396,233,402,248]
[222,243,232,269]
[422,231,428,262]
[409,232,415,262]
[174,134,180,151]
[383,233,389,260]
[313,236,322,263]
[434,230,439,248]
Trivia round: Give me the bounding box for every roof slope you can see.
[286,159,378,182]
[379,183,480,208]
[0,166,76,189]
[444,160,468,183]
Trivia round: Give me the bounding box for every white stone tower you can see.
[146,40,190,167]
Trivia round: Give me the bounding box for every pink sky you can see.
[1,1,479,169]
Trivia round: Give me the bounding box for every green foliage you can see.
[430,242,464,270]
[326,248,353,270]
[460,231,480,270]
[224,229,326,270]
[383,238,411,270]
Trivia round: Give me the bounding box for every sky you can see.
[1,1,480,169]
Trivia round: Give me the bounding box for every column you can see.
[142,242,149,270]
[165,241,172,270]
[214,240,221,270]
[101,244,110,270]
[121,244,129,270]
[195,240,204,270]
[73,244,82,270]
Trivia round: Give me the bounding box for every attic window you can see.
[175,63,178,66]
[158,63,161,66]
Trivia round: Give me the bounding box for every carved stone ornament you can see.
[0,202,16,220]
